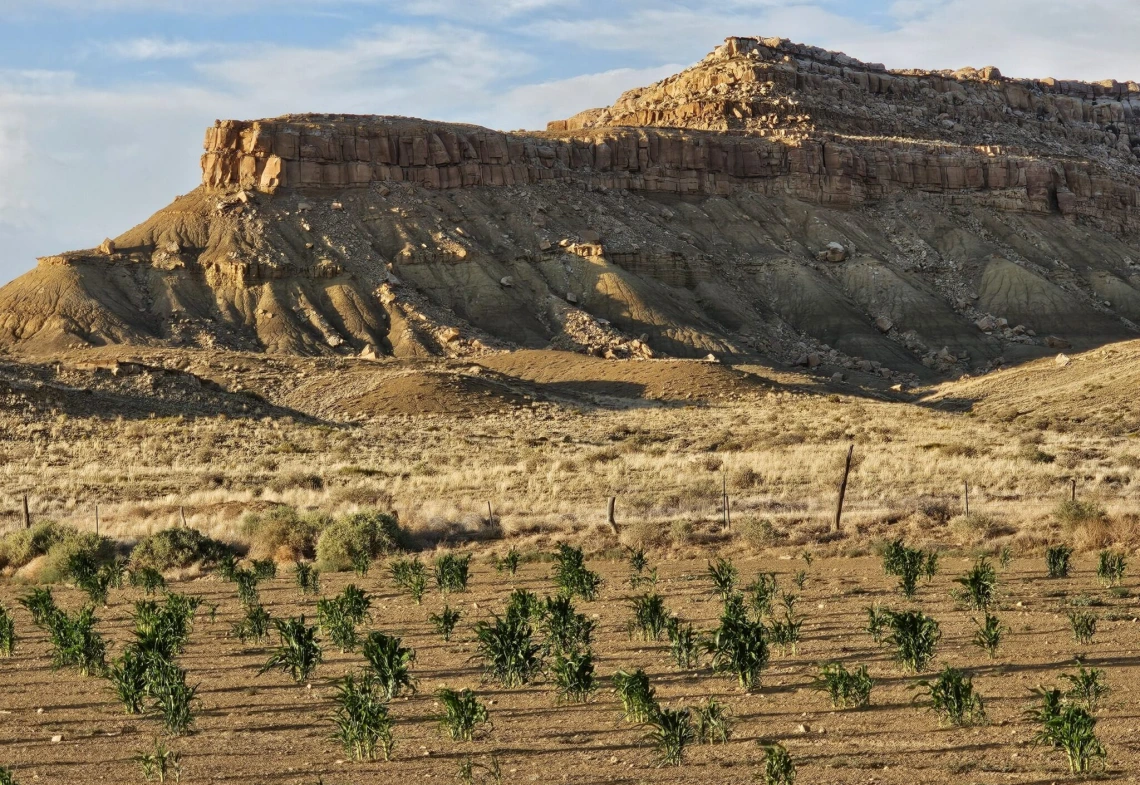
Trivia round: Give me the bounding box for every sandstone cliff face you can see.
[2,36,1140,381]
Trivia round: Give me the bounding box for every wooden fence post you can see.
[486,501,494,528]
[964,481,970,517]
[834,444,854,533]
[179,506,187,528]
[607,496,618,535]
[1071,479,1076,502]
[22,494,30,529]
[722,473,730,531]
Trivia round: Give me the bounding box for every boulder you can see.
[820,242,848,263]
[874,316,893,333]
[500,276,514,287]
[98,238,116,256]
[1045,335,1072,350]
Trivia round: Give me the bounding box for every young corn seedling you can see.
[746,573,779,618]
[692,697,731,744]
[294,561,320,596]
[552,544,602,601]
[130,567,167,596]
[215,552,239,581]
[0,767,16,785]
[1061,665,1109,712]
[473,613,543,687]
[769,612,803,656]
[429,605,463,641]
[331,672,395,762]
[707,557,738,602]
[232,568,261,608]
[456,755,502,785]
[436,688,491,741]
[646,706,693,767]
[705,595,769,691]
[792,570,807,590]
[760,742,796,785]
[952,557,998,610]
[18,587,59,629]
[551,649,596,703]
[881,539,937,599]
[251,558,277,581]
[495,547,521,576]
[148,660,198,735]
[260,616,322,683]
[107,646,149,714]
[505,588,541,627]
[813,662,873,709]
[135,738,181,783]
[48,605,107,676]
[390,558,427,604]
[665,617,701,669]
[628,547,648,575]
[434,553,471,594]
[1046,545,1073,578]
[317,598,360,653]
[232,603,272,644]
[865,605,889,645]
[0,604,15,656]
[1097,550,1127,587]
[918,665,986,726]
[884,609,941,672]
[361,631,417,699]
[351,549,371,577]
[67,551,114,606]
[1033,701,1106,774]
[540,595,594,655]
[629,592,669,641]
[612,668,657,723]
[1067,610,1098,644]
[999,545,1014,568]
[972,612,1007,658]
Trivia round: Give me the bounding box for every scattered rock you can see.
[98,238,116,256]
[820,242,848,263]
[874,316,893,333]
[1055,353,1071,367]
[500,276,514,287]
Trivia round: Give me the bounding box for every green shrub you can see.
[436,688,491,741]
[666,617,700,668]
[1068,610,1098,644]
[746,573,780,617]
[0,604,14,656]
[429,605,462,641]
[332,672,395,762]
[130,567,166,595]
[135,738,181,783]
[880,539,938,599]
[1056,500,1106,529]
[705,594,769,691]
[707,558,738,602]
[0,520,74,570]
[769,612,803,656]
[316,510,407,573]
[1046,545,1073,578]
[972,613,1007,658]
[865,605,888,644]
[294,561,320,595]
[241,505,329,561]
[18,587,59,628]
[494,548,520,576]
[813,662,872,708]
[540,595,593,655]
[1033,701,1106,774]
[232,604,272,644]
[629,593,669,641]
[130,528,229,572]
[0,767,18,785]
[40,532,113,584]
[390,558,428,603]
[918,666,986,726]
[47,605,107,676]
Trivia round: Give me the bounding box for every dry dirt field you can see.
[1,552,1138,784]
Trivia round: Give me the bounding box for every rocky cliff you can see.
[3,36,1140,382]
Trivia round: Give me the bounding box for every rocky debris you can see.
[98,238,116,256]
[1055,353,1072,367]
[874,316,893,334]
[499,276,514,287]
[547,301,658,360]
[820,242,848,263]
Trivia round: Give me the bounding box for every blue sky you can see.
[1,0,1137,283]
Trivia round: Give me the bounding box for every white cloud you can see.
[102,37,219,61]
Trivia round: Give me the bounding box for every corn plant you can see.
[0,604,15,656]
[390,558,427,604]
[1033,701,1106,774]
[260,616,322,683]
[884,609,940,672]
[612,668,657,723]
[351,549,371,577]
[552,544,602,601]
[434,553,471,593]
[629,593,669,641]
[107,646,149,714]
[135,738,181,783]
[1046,545,1073,578]
[540,595,594,655]
[881,539,937,599]
[865,605,888,644]
[67,550,115,606]
[813,662,873,708]
[760,742,796,785]
[792,570,807,590]
[646,706,693,767]
[294,561,320,596]
[1061,665,1109,712]
[505,588,541,627]
[952,558,998,611]
[705,595,769,691]
[331,672,395,762]
[693,697,731,744]
[707,558,738,602]
[251,558,277,581]
[628,548,658,588]
[48,604,107,676]
[232,568,261,608]
[317,598,359,653]
[628,547,648,575]
[999,545,1014,568]
[746,573,780,618]
[18,587,59,629]
[436,688,491,741]
[473,613,543,687]
[456,754,502,785]
[665,617,700,668]
[972,613,1007,658]
[551,649,595,703]
[232,604,272,644]
[216,552,239,581]
[130,567,166,596]
[0,767,16,785]
[769,612,803,656]
[918,666,986,726]
[148,660,198,735]
[495,547,521,576]
[361,631,417,699]
[429,605,462,641]
[1068,610,1098,644]
[1097,550,1126,587]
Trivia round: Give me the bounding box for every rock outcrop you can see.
[2,36,1140,381]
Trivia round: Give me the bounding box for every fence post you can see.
[486,501,494,528]
[834,444,854,533]
[22,494,30,529]
[722,473,730,532]
[1071,479,1076,502]
[179,506,187,528]
[607,496,618,535]
[964,481,970,517]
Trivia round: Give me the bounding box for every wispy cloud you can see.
[101,37,219,61]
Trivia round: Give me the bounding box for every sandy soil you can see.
[1,553,1137,784]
